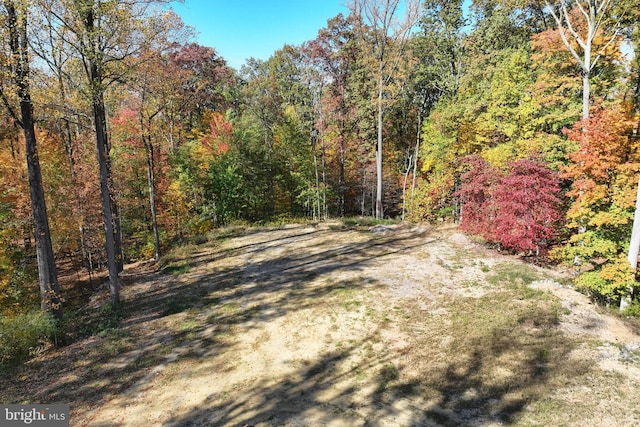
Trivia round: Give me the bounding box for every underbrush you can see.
[0,310,56,368]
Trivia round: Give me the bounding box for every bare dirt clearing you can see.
[2,223,640,426]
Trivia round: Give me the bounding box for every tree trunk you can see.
[5,0,62,320]
[338,85,346,217]
[625,177,640,310]
[411,113,421,201]
[321,136,327,220]
[141,114,161,261]
[401,154,412,221]
[582,71,590,120]
[145,135,161,261]
[92,84,120,306]
[375,65,384,219]
[22,99,63,320]
[312,131,321,221]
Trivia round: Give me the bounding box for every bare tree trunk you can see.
[92,86,120,306]
[625,177,640,310]
[411,113,421,201]
[75,1,122,305]
[3,0,62,319]
[375,68,384,219]
[23,102,62,318]
[312,131,321,221]
[401,154,412,221]
[338,86,346,217]
[321,139,327,220]
[145,134,161,260]
[141,114,161,260]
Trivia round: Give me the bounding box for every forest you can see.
[0,0,639,366]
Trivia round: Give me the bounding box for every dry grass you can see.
[1,222,639,426]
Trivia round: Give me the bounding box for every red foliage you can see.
[492,159,563,252]
[200,112,233,155]
[457,156,500,241]
[110,107,142,150]
[457,156,563,253]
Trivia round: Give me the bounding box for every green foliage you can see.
[0,247,39,316]
[0,311,56,367]
[414,120,458,220]
[622,300,640,317]
[574,256,636,305]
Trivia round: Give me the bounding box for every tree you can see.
[306,13,362,217]
[167,43,233,141]
[557,106,639,304]
[42,0,180,306]
[408,0,466,213]
[348,0,419,219]
[0,0,62,319]
[457,155,500,240]
[543,0,626,120]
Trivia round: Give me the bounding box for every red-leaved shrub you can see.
[457,156,563,253]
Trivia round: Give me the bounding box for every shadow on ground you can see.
[0,224,583,426]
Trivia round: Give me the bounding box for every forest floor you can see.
[2,222,640,426]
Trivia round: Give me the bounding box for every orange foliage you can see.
[200,112,233,155]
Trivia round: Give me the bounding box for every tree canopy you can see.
[1,0,639,318]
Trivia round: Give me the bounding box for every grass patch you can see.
[487,262,543,287]
[162,295,204,316]
[66,301,125,338]
[160,262,190,275]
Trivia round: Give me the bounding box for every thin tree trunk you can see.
[361,167,366,217]
[142,119,161,260]
[339,85,346,217]
[103,106,124,274]
[411,113,421,201]
[375,66,384,219]
[401,154,412,221]
[582,72,590,121]
[625,177,640,310]
[312,132,321,221]
[320,114,327,220]
[23,102,62,318]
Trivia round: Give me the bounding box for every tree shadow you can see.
[0,224,585,426]
[161,318,583,426]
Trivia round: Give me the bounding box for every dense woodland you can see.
[1,0,640,362]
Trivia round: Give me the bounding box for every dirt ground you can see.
[3,222,640,426]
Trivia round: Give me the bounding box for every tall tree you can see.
[407,0,466,217]
[348,0,418,219]
[306,14,362,216]
[0,0,62,319]
[41,0,179,306]
[543,0,626,120]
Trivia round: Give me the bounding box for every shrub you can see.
[0,310,56,367]
[457,156,563,254]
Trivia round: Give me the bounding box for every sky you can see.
[170,0,350,70]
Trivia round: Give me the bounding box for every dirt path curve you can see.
[78,223,640,426]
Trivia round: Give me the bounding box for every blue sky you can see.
[170,0,350,70]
